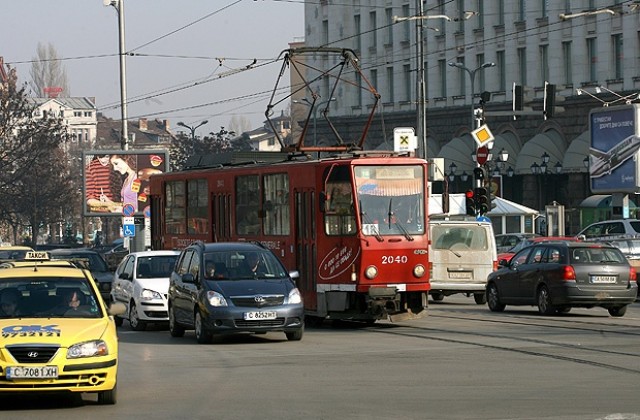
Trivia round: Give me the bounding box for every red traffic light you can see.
[465,190,475,199]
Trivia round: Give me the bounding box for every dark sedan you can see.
[49,248,114,304]
[168,241,304,343]
[486,242,638,316]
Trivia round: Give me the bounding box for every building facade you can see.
[302,1,640,234]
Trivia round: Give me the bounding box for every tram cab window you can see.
[324,165,356,236]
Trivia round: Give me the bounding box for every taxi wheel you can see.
[169,306,185,338]
[194,311,213,344]
[129,301,146,331]
[98,386,117,405]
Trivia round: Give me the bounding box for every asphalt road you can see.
[2,295,640,420]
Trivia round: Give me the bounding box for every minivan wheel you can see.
[285,328,304,341]
[486,283,505,312]
[168,305,185,337]
[608,305,628,317]
[194,311,213,344]
[537,285,556,315]
[474,293,487,305]
[129,301,146,331]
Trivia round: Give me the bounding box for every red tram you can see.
[149,152,430,322]
[149,47,431,322]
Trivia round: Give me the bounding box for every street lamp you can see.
[104,0,129,150]
[530,152,562,210]
[448,61,496,129]
[394,9,453,159]
[177,120,209,141]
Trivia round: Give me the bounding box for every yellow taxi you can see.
[0,252,125,404]
[0,246,35,262]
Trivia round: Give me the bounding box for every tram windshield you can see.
[354,165,425,236]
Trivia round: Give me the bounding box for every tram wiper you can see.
[359,200,383,242]
[388,198,414,241]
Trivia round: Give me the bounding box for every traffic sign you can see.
[471,123,495,147]
[123,224,136,237]
[122,203,135,217]
[476,146,489,165]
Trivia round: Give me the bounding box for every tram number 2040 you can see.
[381,255,408,264]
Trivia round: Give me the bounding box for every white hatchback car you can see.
[111,250,180,330]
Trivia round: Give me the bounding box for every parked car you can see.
[49,248,114,304]
[429,220,497,304]
[497,236,577,263]
[102,243,129,271]
[111,250,180,330]
[486,241,638,316]
[168,241,304,343]
[494,233,540,254]
[577,219,640,269]
[0,245,34,262]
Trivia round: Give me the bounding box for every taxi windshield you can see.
[0,278,103,319]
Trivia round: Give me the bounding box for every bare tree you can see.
[228,115,252,135]
[29,42,70,97]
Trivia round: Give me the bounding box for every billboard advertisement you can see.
[83,150,169,217]
[589,104,640,194]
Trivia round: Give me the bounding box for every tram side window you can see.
[236,175,260,235]
[263,173,290,235]
[324,165,356,236]
[165,181,186,235]
[187,179,209,235]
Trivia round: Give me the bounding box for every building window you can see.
[456,0,464,32]
[354,15,361,52]
[322,20,328,45]
[437,0,446,32]
[386,66,394,102]
[477,0,484,28]
[369,11,377,49]
[401,4,410,42]
[498,0,505,25]
[438,59,447,98]
[84,111,92,117]
[518,0,526,21]
[355,72,362,107]
[403,63,411,102]
[385,8,393,45]
[518,47,527,85]
[540,44,549,83]
[564,0,571,13]
[370,69,378,100]
[541,0,548,17]
[497,50,506,91]
[612,34,623,80]
[587,37,597,82]
[476,54,486,93]
[562,41,572,85]
[457,58,466,96]
[74,111,82,117]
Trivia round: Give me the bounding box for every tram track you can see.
[367,309,640,375]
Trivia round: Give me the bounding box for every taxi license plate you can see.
[244,311,277,320]
[448,272,472,279]
[591,275,617,284]
[6,366,58,380]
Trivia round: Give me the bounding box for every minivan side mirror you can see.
[182,273,195,284]
[576,234,586,241]
[289,270,300,280]
[119,272,131,280]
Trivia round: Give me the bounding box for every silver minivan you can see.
[429,220,497,304]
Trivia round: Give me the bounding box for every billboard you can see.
[589,104,640,194]
[83,150,169,217]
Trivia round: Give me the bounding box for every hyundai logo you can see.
[254,296,265,303]
[27,351,39,358]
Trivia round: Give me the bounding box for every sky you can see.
[1,0,305,136]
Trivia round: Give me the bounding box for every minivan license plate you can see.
[244,311,277,320]
[6,366,58,380]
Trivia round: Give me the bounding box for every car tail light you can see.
[630,267,637,282]
[492,260,498,271]
[562,265,576,281]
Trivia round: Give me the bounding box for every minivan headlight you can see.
[206,291,228,307]
[288,288,302,304]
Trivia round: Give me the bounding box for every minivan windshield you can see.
[202,251,287,280]
[432,225,489,250]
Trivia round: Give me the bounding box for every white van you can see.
[429,219,497,304]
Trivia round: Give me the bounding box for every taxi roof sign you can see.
[25,251,50,260]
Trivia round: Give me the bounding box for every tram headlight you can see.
[365,265,378,279]
[413,264,426,278]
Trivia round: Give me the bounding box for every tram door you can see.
[294,189,317,310]
[211,193,232,242]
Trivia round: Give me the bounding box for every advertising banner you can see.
[83,150,169,217]
[589,104,640,194]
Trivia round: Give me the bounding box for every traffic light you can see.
[465,189,476,216]
[475,186,490,216]
[543,82,556,119]
[512,83,524,111]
